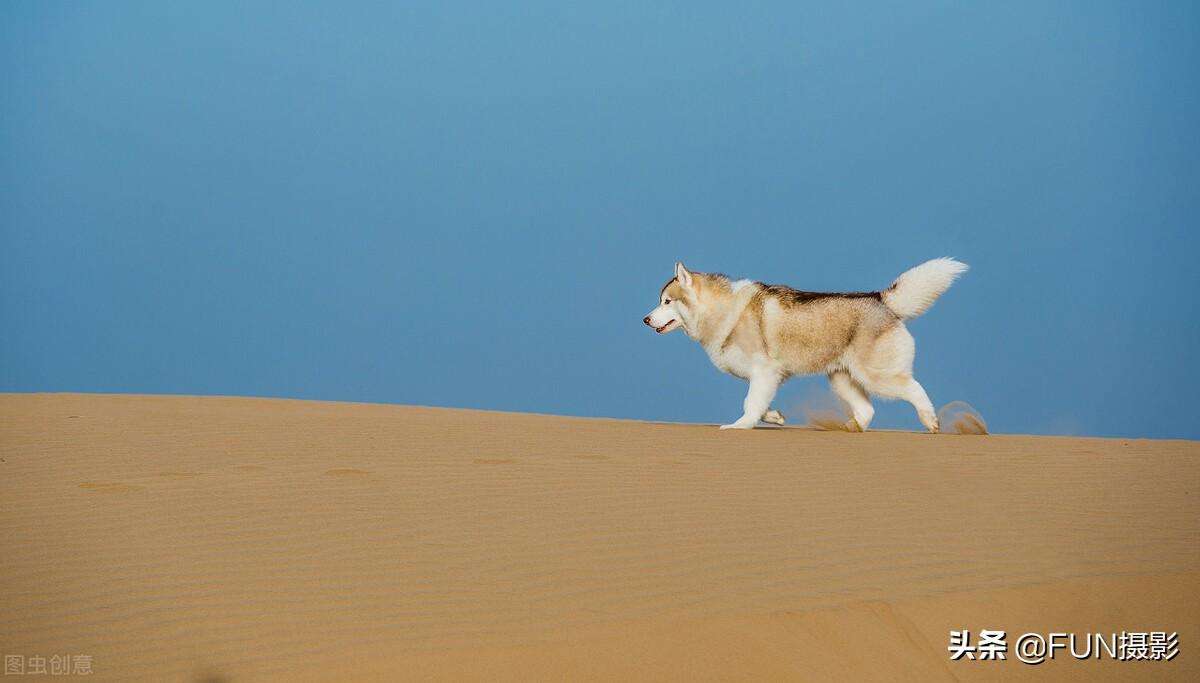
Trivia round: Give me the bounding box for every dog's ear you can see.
[675,262,693,288]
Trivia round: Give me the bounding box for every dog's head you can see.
[643,262,696,335]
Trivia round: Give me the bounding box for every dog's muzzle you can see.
[644,316,675,334]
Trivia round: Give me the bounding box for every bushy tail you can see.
[880,257,968,319]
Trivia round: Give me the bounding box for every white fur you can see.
[645,303,682,334]
[880,257,968,319]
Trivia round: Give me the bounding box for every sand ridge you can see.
[1,393,1197,680]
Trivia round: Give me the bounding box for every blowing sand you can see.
[1,393,1197,681]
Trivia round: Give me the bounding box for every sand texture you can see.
[2,393,1197,681]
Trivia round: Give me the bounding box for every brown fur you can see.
[673,274,899,379]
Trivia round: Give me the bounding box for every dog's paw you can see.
[719,422,756,430]
[762,409,786,426]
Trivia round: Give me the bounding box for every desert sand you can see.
[1,393,1197,681]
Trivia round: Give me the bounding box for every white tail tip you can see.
[881,257,968,319]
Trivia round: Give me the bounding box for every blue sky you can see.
[2,2,1197,438]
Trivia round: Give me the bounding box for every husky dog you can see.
[643,258,968,432]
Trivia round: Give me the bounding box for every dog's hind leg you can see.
[829,369,874,431]
[863,373,940,433]
[762,408,786,425]
[852,322,938,432]
[900,377,939,433]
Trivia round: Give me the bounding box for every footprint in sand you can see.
[79,481,145,493]
[324,468,371,477]
[158,471,203,479]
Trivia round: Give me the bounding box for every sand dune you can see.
[1,393,1197,681]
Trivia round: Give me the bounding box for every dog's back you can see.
[750,288,892,376]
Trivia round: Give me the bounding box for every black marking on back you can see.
[760,284,882,303]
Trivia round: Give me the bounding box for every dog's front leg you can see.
[720,371,780,430]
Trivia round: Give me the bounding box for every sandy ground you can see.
[1,393,1197,681]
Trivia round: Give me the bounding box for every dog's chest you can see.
[704,343,757,380]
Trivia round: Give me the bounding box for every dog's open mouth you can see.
[655,320,676,334]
